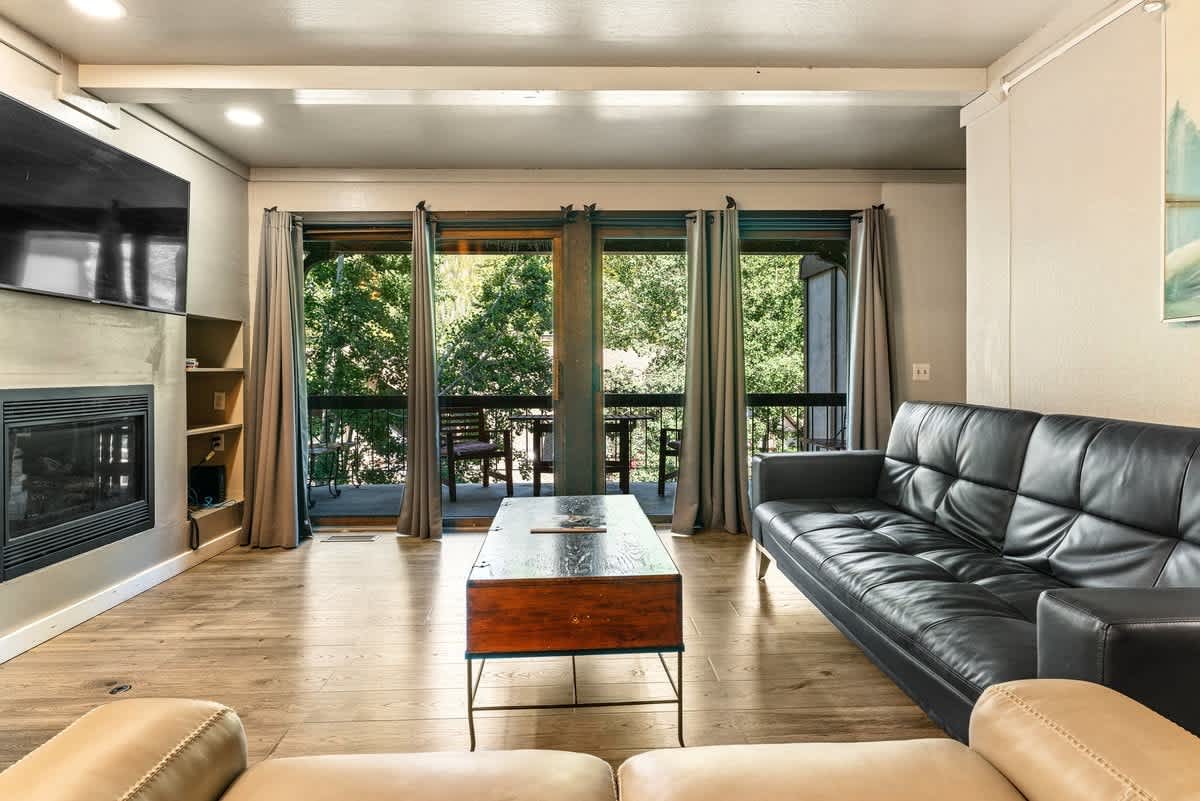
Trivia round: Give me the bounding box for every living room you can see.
[0,1,1197,800]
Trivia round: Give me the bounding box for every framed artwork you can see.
[1165,0,1200,322]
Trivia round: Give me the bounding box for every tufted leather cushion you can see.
[877,403,1041,550]
[1005,415,1200,588]
[759,497,1066,696]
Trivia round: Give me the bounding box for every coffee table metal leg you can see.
[657,651,685,747]
[467,658,487,751]
[571,655,578,705]
[467,659,476,751]
[677,650,685,747]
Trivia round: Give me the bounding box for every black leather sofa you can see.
[752,401,1200,741]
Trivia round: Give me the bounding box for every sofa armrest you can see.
[0,698,247,801]
[971,679,1200,801]
[1037,588,1200,734]
[751,450,884,507]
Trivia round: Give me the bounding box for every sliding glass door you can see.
[434,231,560,522]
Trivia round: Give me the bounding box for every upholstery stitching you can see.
[987,685,1154,801]
[117,707,233,801]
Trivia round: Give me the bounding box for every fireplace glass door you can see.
[1,385,154,581]
[7,415,147,538]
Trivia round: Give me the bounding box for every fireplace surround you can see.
[1,385,154,581]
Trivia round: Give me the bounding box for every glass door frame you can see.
[591,224,687,506]
[434,220,566,516]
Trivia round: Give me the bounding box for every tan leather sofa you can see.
[2,680,1197,801]
[621,680,1200,801]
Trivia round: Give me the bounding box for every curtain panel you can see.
[397,204,443,539]
[847,205,895,449]
[672,208,753,536]
[245,209,310,549]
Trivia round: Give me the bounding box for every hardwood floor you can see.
[0,529,943,770]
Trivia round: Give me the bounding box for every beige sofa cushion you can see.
[618,739,1024,801]
[221,750,616,801]
[971,679,1200,801]
[0,698,246,801]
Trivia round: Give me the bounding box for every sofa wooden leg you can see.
[756,542,771,580]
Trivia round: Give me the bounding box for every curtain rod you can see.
[849,204,886,221]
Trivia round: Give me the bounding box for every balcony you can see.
[306,392,845,524]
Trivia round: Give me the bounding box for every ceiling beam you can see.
[77,65,986,106]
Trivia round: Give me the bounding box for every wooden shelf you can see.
[186,316,246,523]
[189,498,244,520]
[187,422,243,437]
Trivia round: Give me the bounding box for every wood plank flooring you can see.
[0,530,943,770]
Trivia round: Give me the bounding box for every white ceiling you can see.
[157,102,966,169]
[0,0,1061,68]
[0,0,1066,169]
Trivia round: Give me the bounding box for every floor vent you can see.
[319,534,379,543]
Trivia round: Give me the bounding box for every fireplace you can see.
[1,385,154,581]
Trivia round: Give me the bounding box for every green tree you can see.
[305,253,411,395]
[305,253,412,483]
[438,254,553,395]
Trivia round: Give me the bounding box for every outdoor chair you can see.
[440,408,514,502]
[657,426,681,496]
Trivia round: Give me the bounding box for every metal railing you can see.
[307,392,846,490]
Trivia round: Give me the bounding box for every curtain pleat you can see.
[847,206,895,449]
[397,205,443,539]
[672,208,752,535]
[245,210,308,548]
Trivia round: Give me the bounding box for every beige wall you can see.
[965,9,1200,425]
[249,169,968,407]
[965,104,1012,407]
[0,37,248,643]
[882,182,967,405]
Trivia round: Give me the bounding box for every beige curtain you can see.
[672,208,752,535]
[397,204,443,539]
[245,209,309,548]
[847,205,894,449]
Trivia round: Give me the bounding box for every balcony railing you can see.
[307,393,846,492]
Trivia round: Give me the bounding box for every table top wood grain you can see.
[467,495,680,584]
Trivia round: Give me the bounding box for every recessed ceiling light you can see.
[67,0,127,19]
[224,107,264,127]
[1143,1,1167,12]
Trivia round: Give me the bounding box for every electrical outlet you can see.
[912,363,932,382]
[211,433,225,452]
[213,391,226,411]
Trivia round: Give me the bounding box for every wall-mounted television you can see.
[0,91,189,315]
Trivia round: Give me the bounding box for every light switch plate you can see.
[213,391,226,411]
[912,363,932,382]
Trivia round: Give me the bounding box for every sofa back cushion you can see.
[877,402,1041,550]
[1004,415,1200,588]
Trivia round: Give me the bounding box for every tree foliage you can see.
[305,243,825,487]
[438,254,553,395]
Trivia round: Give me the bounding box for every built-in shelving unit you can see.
[185,315,246,545]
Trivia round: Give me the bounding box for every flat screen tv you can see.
[0,91,189,315]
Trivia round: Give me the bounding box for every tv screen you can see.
[0,91,189,315]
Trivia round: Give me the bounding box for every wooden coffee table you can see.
[465,495,684,750]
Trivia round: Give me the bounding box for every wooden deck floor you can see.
[0,530,942,770]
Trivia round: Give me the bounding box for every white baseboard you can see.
[0,527,240,664]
